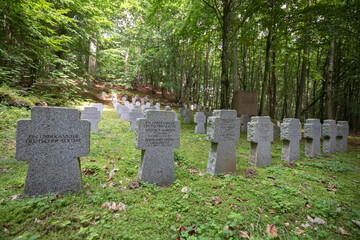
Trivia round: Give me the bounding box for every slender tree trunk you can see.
[180,43,186,101]
[203,41,210,108]
[220,2,231,109]
[232,39,239,92]
[325,37,335,119]
[124,41,130,73]
[269,51,277,119]
[137,45,142,83]
[259,26,272,116]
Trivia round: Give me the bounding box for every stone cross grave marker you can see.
[190,105,194,110]
[143,106,156,112]
[122,96,127,104]
[304,119,321,157]
[155,103,160,110]
[146,102,151,107]
[247,116,274,167]
[184,110,192,124]
[135,96,139,101]
[136,101,140,107]
[125,101,129,107]
[120,105,129,121]
[129,103,134,110]
[115,103,122,116]
[166,106,177,120]
[129,106,144,132]
[141,98,145,105]
[135,110,180,186]
[239,114,250,133]
[322,120,337,153]
[206,110,240,175]
[280,118,302,161]
[179,108,185,117]
[194,112,206,134]
[184,104,187,109]
[149,99,153,105]
[132,97,136,104]
[16,107,90,196]
[101,92,106,100]
[81,107,101,132]
[92,103,103,114]
[336,121,349,152]
[144,96,148,102]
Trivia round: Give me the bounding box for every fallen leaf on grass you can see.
[45,211,53,220]
[250,223,254,230]
[230,204,238,209]
[237,231,250,239]
[327,181,338,192]
[198,172,205,176]
[266,224,278,238]
[181,187,189,193]
[224,174,231,178]
[3,222,9,233]
[245,168,256,178]
[101,202,126,212]
[143,197,147,203]
[282,162,295,168]
[0,169,9,172]
[10,194,22,200]
[89,159,97,162]
[236,153,249,159]
[188,169,198,174]
[307,215,326,224]
[258,207,264,213]
[128,181,141,190]
[34,218,41,223]
[338,227,346,234]
[269,209,276,214]
[177,214,181,220]
[295,227,304,235]
[301,223,311,228]
[236,198,248,202]
[305,203,311,208]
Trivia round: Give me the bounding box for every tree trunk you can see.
[220,2,231,109]
[124,41,130,73]
[259,26,272,116]
[232,39,239,92]
[203,41,210,108]
[268,51,277,119]
[325,36,335,119]
[137,45,142,83]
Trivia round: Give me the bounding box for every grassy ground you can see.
[0,105,359,239]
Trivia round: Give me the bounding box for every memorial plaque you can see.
[280,118,302,162]
[247,116,273,167]
[16,107,90,196]
[206,110,240,175]
[81,107,101,132]
[304,119,321,157]
[336,121,349,152]
[232,90,258,116]
[135,111,180,186]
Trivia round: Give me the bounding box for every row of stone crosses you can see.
[15,96,349,197]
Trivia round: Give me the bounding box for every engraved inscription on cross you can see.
[135,111,180,186]
[16,107,90,196]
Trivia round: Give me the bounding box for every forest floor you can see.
[0,96,360,239]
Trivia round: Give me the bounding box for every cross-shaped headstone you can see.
[206,110,240,175]
[247,116,274,166]
[81,107,101,132]
[149,99,153,105]
[122,96,127,104]
[129,103,134,110]
[125,101,129,107]
[304,119,321,157]
[16,107,90,196]
[239,114,250,133]
[120,105,129,121]
[184,110,191,124]
[179,108,185,117]
[115,103,122,116]
[92,103,103,114]
[132,97,136,104]
[129,106,144,132]
[336,121,349,152]
[155,103,160,110]
[135,110,180,186]
[166,106,178,120]
[144,96,148,102]
[101,92,106,100]
[322,120,336,153]
[184,104,187,109]
[146,102,151,108]
[194,112,206,134]
[280,118,302,161]
[136,101,141,107]
[141,98,145,105]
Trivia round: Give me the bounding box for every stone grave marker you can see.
[101,92,106,100]
[239,114,250,133]
[304,119,321,157]
[135,110,180,186]
[141,105,146,111]
[149,99,153,105]
[144,96,148,102]
[143,106,156,112]
[141,98,145,105]
[132,97,136,104]
[155,103,160,110]
[166,106,177,120]
[135,96,139,101]
[336,121,349,152]
[81,107,101,132]
[194,112,206,134]
[136,101,141,107]
[120,105,129,121]
[122,96,127,104]
[125,101,129,107]
[146,102,151,107]
[92,103,103,114]
[190,105,194,110]
[280,118,302,161]
[129,106,144,132]
[322,120,337,153]
[247,116,274,167]
[184,110,192,124]
[129,103,134,110]
[184,104,187,109]
[179,108,185,117]
[206,110,240,175]
[16,107,90,196]
[115,103,122,116]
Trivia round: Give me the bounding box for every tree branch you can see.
[202,0,222,25]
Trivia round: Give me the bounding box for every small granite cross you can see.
[16,107,90,196]
[179,108,185,117]
[120,105,130,121]
[280,118,302,161]
[155,103,160,110]
[81,107,101,132]
[322,120,337,153]
[304,119,321,157]
[122,96,127,104]
[135,110,180,186]
[247,116,274,167]
[194,112,206,134]
[101,92,106,100]
[336,121,349,152]
[129,106,144,132]
[206,110,240,175]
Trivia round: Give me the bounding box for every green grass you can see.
[0,105,359,239]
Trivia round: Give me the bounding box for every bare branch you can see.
[202,0,222,25]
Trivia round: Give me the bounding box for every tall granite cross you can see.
[247,116,274,167]
[81,107,101,132]
[336,121,349,152]
[16,107,90,196]
[322,120,337,153]
[129,106,144,132]
[135,110,180,186]
[206,110,240,175]
[280,118,302,161]
[304,119,321,157]
[194,112,206,134]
